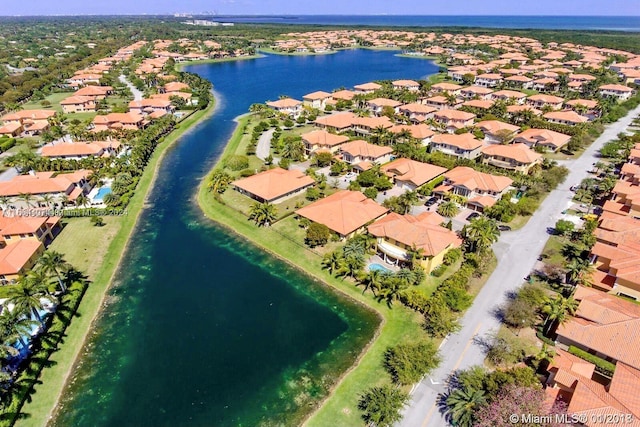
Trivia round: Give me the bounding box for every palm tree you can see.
[0,196,12,211]
[207,170,232,194]
[7,275,52,327]
[437,200,459,218]
[248,202,277,227]
[464,217,500,253]
[542,295,578,335]
[565,258,592,286]
[338,254,365,279]
[38,251,68,292]
[406,245,425,270]
[17,192,34,208]
[75,193,89,208]
[533,343,556,368]
[40,194,54,208]
[358,270,383,295]
[358,385,409,427]
[377,277,407,306]
[0,308,38,349]
[343,239,366,259]
[321,251,344,275]
[446,387,487,427]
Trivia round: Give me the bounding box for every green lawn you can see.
[15,102,216,427]
[541,235,569,268]
[22,92,74,113]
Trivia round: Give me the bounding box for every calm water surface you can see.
[52,50,437,427]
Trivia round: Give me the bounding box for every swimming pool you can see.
[368,263,391,273]
[93,186,112,202]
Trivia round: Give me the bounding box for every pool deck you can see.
[367,255,400,272]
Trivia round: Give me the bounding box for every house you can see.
[314,112,357,133]
[367,212,462,273]
[474,120,520,144]
[351,116,393,137]
[232,168,315,204]
[92,113,145,132]
[266,98,303,116]
[367,98,402,116]
[339,140,393,167]
[296,190,388,239]
[0,170,92,207]
[514,128,571,152]
[73,85,113,100]
[301,130,349,156]
[433,166,513,212]
[303,91,332,110]
[0,123,22,137]
[431,82,463,96]
[60,95,96,113]
[545,349,640,427]
[474,73,503,88]
[40,141,121,160]
[65,73,102,87]
[431,133,484,160]
[527,94,564,110]
[331,89,356,102]
[504,75,533,89]
[0,239,45,284]
[506,104,543,117]
[462,99,495,111]
[543,110,589,126]
[392,79,420,92]
[612,180,640,219]
[1,110,56,137]
[354,82,381,94]
[381,159,447,191]
[128,99,174,116]
[481,143,543,173]
[599,84,634,102]
[556,286,640,370]
[161,82,190,94]
[424,96,454,111]
[491,90,528,104]
[459,86,493,100]
[388,124,435,145]
[532,77,559,92]
[398,103,437,123]
[0,215,61,246]
[433,109,476,133]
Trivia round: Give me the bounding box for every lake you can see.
[51,49,437,427]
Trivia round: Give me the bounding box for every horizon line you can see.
[1,13,640,18]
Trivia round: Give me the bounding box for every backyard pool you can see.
[368,263,391,273]
[92,186,112,203]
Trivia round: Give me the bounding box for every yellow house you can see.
[0,239,45,284]
[367,212,462,273]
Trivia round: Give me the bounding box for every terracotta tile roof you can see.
[462,99,494,109]
[527,94,564,104]
[506,104,542,115]
[296,190,388,236]
[41,141,119,158]
[368,98,402,108]
[600,84,633,93]
[232,168,315,202]
[432,82,463,92]
[566,99,599,109]
[0,215,48,236]
[0,239,43,276]
[1,110,56,122]
[303,90,332,100]
[444,166,513,193]
[314,112,357,130]
[432,133,483,151]
[544,110,589,124]
[392,79,419,87]
[475,120,520,135]
[331,90,356,101]
[388,124,434,139]
[399,103,437,115]
[129,99,172,109]
[381,158,447,187]
[60,95,94,105]
[367,212,462,256]
[482,143,542,164]
[0,123,22,134]
[301,130,349,147]
[492,89,528,99]
[266,98,302,109]
[434,109,476,122]
[340,139,393,159]
[514,128,571,148]
[163,82,190,92]
[0,170,90,197]
[74,85,113,97]
[467,195,497,208]
[354,82,382,91]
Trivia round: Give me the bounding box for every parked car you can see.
[425,197,438,207]
[345,172,357,179]
[466,212,481,221]
[498,225,512,232]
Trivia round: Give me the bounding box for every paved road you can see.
[398,104,640,427]
[119,74,143,101]
[256,128,274,160]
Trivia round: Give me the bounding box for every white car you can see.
[345,172,357,179]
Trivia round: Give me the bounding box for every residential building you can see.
[301,130,349,156]
[303,91,332,110]
[367,98,402,116]
[392,79,420,92]
[527,94,564,110]
[0,215,61,246]
[232,168,315,204]
[459,86,493,100]
[1,110,55,137]
[296,190,388,239]
[388,124,434,145]
[492,90,528,104]
[73,85,113,100]
[0,239,45,284]
[266,98,303,116]
[474,120,520,144]
[40,141,121,160]
[354,82,381,94]
[398,103,437,123]
[61,95,96,113]
[431,133,484,160]
[433,109,476,133]
[514,128,571,152]
[433,166,513,211]
[339,140,393,167]
[481,143,543,173]
[474,73,503,88]
[543,110,589,126]
[314,112,357,133]
[381,159,447,191]
[128,99,174,116]
[0,170,92,207]
[367,212,462,273]
[92,113,146,132]
[431,82,463,96]
[599,84,634,102]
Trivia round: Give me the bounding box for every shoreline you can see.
[176,54,265,69]
[18,100,217,427]
[196,113,424,426]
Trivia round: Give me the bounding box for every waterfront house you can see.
[296,190,388,239]
[40,141,121,160]
[481,143,543,173]
[0,239,45,285]
[392,80,420,92]
[0,215,61,246]
[433,166,513,212]
[232,168,315,204]
[301,130,349,156]
[314,112,357,133]
[431,133,484,160]
[367,98,402,116]
[354,82,381,94]
[367,212,462,273]
[303,91,332,110]
[266,98,303,116]
[381,158,447,191]
[514,128,571,152]
[129,99,174,116]
[92,112,146,132]
[0,170,92,207]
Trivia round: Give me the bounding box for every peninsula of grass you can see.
[257,47,339,56]
[198,115,425,427]
[176,54,265,69]
[14,101,216,427]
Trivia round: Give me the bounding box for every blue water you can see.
[52,50,436,427]
[369,263,391,273]
[94,186,111,202]
[213,15,640,32]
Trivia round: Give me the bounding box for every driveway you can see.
[119,74,143,101]
[398,104,640,427]
[256,129,274,160]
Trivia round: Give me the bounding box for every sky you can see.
[1,0,639,16]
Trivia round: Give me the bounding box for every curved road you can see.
[398,104,640,427]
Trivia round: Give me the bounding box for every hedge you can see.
[568,345,616,377]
